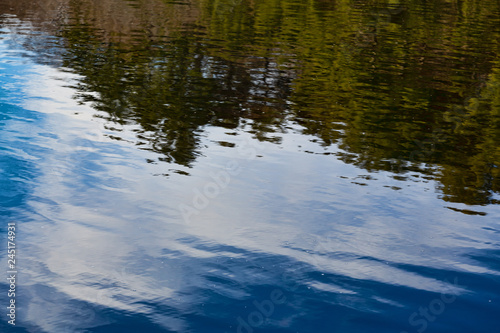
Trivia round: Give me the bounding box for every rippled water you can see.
[1,1,499,332]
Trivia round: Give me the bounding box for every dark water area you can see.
[0,0,499,332]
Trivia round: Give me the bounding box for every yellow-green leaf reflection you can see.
[8,0,500,206]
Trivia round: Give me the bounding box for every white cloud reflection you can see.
[1,23,498,333]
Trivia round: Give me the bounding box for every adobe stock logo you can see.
[400,277,465,333]
[234,233,326,333]
[179,137,265,225]
[236,289,287,333]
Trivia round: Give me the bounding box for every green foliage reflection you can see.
[10,0,499,206]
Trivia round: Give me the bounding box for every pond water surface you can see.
[0,0,499,332]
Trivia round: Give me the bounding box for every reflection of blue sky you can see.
[1,23,499,333]
[0,30,48,221]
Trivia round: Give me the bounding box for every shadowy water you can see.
[0,0,499,332]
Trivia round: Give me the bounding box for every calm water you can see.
[1,0,499,332]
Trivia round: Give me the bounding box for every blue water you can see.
[1,4,500,333]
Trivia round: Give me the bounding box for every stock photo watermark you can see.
[179,137,265,224]
[6,222,17,326]
[236,289,286,333]
[400,277,466,333]
[213,0,243,17]
[235,233,325,333]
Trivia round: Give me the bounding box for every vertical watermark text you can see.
[6,222,17,326]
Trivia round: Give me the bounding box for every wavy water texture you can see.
[0,1,499,333]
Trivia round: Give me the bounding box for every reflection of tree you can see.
[63,27,214,166]
[261,0,500,206]
[437,62,500,205]
[57,0,294,166]
[6,0,500,205]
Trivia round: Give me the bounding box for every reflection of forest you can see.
[2,0,499,206]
